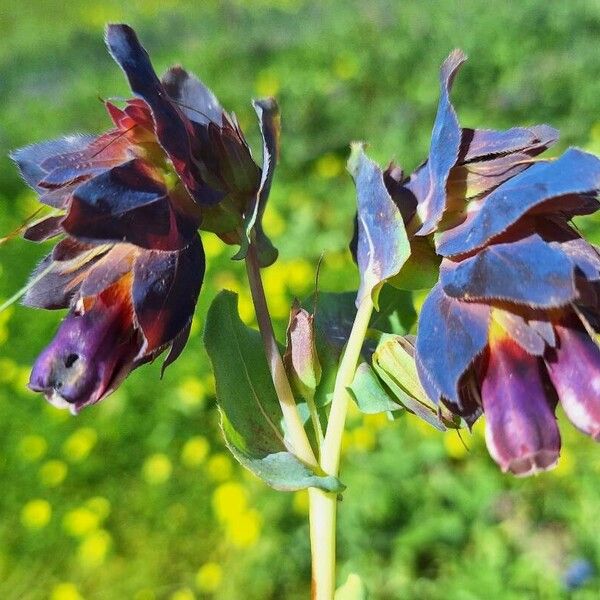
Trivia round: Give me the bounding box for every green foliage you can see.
[2,1,600,598]
[205,291,341,492]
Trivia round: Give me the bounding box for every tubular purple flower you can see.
[482,333,560,476]
[546,317,600,440]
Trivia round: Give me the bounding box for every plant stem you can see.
[309,295,374,599]
[245,245,318,468]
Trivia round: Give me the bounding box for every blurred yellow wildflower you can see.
[21,499,51,529]
[285,259,314,295]
[142,453,173,485]
[195,562,223,593]
[212,482,248,522]
[226,508,262,548]
[292,490,309,516]
[177,376,206,408]
[181,436,210,468]
[18,434,47,462]
[262,206,286,237]
[255,69,280,96]
[203,234,225,259]
[444,431,468,460]
[552,447,574,477]
[0,356,18,383]
[63,428,97,462]
[77,529,112,568]
[237,291,256,326]
[169,588,195,600]
[39,459,68,487]
[50,582,84,600]
[207,453,233,482]
[334,54,359,80]
[351,426,377,452]
[85,496,111,521]
[315,153,344,179]
[63,507,99,537]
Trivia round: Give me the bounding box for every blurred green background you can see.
[2,1,600,598]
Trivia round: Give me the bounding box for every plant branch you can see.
[245,244,318,468]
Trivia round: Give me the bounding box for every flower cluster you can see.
[12,24,276,413]
[401,51,600,475]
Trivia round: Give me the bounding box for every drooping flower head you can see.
[350,50,600,475]
[409,51,600,475]
[12,24,279,412]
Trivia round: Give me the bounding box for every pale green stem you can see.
[245,245,318,468]
[306,392,325,450]
[309,295,374,599]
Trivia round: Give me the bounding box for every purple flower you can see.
[408,51,600,474]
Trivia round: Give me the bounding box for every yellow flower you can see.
[255,69,280,97]
[177,376,206,408]
[202,234,224,259]
[444,431,469,460]
[18,434,47,462]
[85,497,111,521]
[212,482,248,523]
[285,259,314,295]
[77,529,111,568]
[363,413,389,431]
[39,459,68,487]
[226,508,262,548]
[315,153,344,179]
[206,453,232,482]
[237,291,256,326]
[181,436,210,469]
[169,588,195,600]
[196,562,223,593]
[0,357,18,383]
[63,508,99,537]
[50,582,84,600]
[292,490,309,516]
[63,428,97,462]
[21,499,51,530]
[351,426,377,452]
[262,206,286,238]
[142,453,173,485]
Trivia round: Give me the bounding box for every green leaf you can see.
[348,363,402,414]
[233,97,280,267]
[372,335,447,431]
[204,291,343,492]
[388,236,441,291]
[347,143,411,308]
[335,573,369,600]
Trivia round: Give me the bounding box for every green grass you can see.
[2,1,600,598]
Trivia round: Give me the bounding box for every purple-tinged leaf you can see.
[416,283,490,404]
[555,238,600,281]
[460,124,558,162]
[437,149,600,257]
[105,24,223,206]
[10,135,95,191]
[440,235,577,307]
[132,236,205,354]
[161,320,193,377]
[492,309,547,356]
[80,245,135,298]
[62,159,195,250]
[415,50,466,235]
[482,336,560,476]
[348,143,410,308]
[162,66,223,126]
[233,97,280,267]
[23,215,64,242]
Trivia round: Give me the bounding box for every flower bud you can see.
[482,336,560,476]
